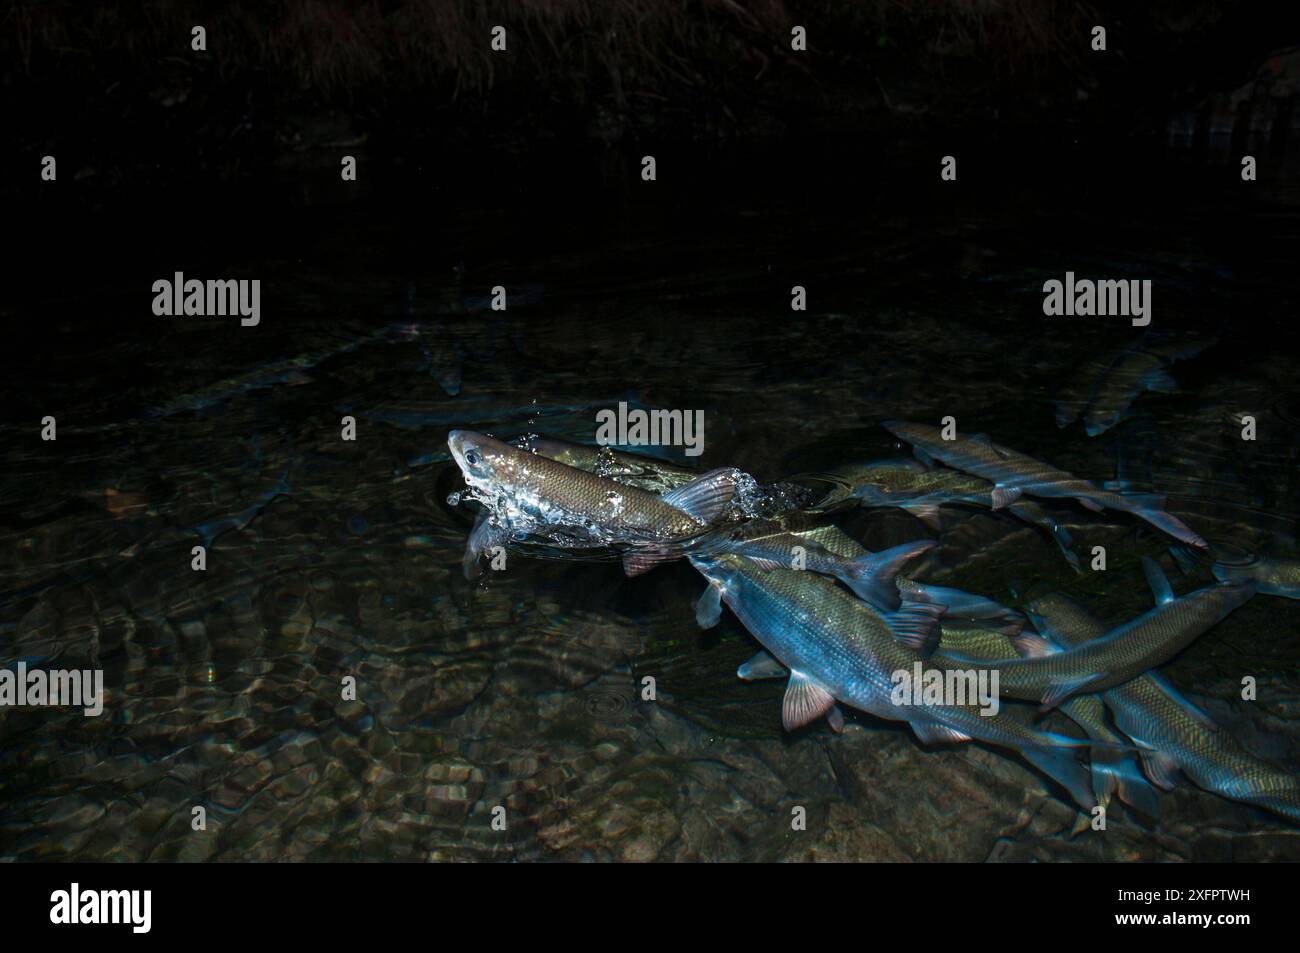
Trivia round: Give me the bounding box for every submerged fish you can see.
[192,466,291,548]
[896,579,1027,634]
[930,558,1255,709]
[1029,592,1300,824]
[693,522,934,615]
[1056,338,1208,436]
[448,430,737,573]
[882,420,1208,548]
[936,622,1160,817]
[801,459,1080,567]
[1173,545,1300,601]
[691,553,1117,809]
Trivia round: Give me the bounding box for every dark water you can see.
[3,137,1300,861]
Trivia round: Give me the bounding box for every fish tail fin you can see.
[1019,746,1097,813]
[1092,753,1163,819]
[842,540,937,611]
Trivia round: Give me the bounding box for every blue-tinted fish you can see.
[1029,592,1300,824]
[929,558,1255,709]
[882,420,1208,549]
[691,554,1119,810]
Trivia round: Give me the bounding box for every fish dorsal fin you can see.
[970,433,1010,459]
[660,467,737,525]
[782,671,837,731]
[1009,630,1056,658]
[910,721,972,745]
[737,650,786,681]
[881,599,946,656]
[1141,556,1176,605]
[695,581,724,629]
[1145,672,1218,731]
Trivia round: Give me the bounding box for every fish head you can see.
[448,430,524,496]
[688,553,748,599]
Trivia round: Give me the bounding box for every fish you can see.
[936,622,1160,817]
[1055,338,1209,436]
[1173,545,1300,601]
[929,558,1255,709]
[192,466,291,548]
[448,430,738,574]
[881,420,1208,548]
[1081,350,1180,436]
[692,521,934,616]
[691,553,1122,810]
[1028,592,1300,824]
[896,580,1027,634]
[800,459,1081,567]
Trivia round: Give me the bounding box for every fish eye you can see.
[464,450,481,467]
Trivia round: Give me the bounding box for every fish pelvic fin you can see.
[782,671,837,731]
[696,581,724,629]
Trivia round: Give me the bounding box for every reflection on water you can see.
[3,161,1300,862]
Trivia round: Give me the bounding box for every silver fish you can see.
[882,420,1208,548]
[1029,591,1300,824]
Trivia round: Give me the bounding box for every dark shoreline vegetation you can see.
[3,1,1291,190]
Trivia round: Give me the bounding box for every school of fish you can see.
[447,420,1300,826]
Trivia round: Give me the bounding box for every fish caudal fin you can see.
[842,539,937,611]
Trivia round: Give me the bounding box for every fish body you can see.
[1082,350,1178,436]
[1029,593,1300,823]
[882,420,1207,548]
[931,562,1255,709]
[986,577,1252,707]
[897,579,1026,633]
[448,430,735,546]
[515,435,700,493]
[936,622,1159,816]
[691,554,1109,761]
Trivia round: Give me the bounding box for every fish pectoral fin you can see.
[827,705,846,733]
[990,485,1022,509]
[1138,749,1182,791]
[659,468,738,525]
[1140,556,1176,605]
[1077,497,1106,513]
[1039,675,1102,712]
[910,721,973,746]
[737,650,786,681]
[782,671,837,731]
[696,582,724,630]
